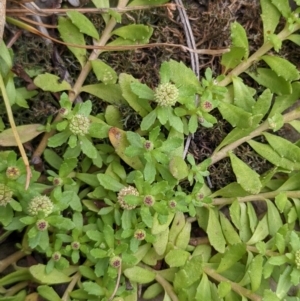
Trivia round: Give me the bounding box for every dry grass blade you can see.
[0,0,5,39]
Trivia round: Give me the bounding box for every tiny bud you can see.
[201,100,213,112]
[143,195,155,207]
[53,177,63,186]
[71,241,80,250]
[143,140,154,151]
[168,200,177,208]
[110,256,122,268]
[52,252,61,261]
[36,219,48,231]
[0,184,13,206]
[295,250,300,269]
[6,166,21,180]
[134,229,146,241]
[59,108,69,117]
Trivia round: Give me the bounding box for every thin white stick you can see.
[0,0,6,40]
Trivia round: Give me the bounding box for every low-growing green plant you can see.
[2,0,300,300]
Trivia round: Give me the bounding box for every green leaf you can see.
[57,17,86,67]
[124,266,156,284]
[276,265,293,299]
[266,199,283,236]
[264,132,300,163]
[152,212,174,235]
[219,212,241,245]
[165,249,190,267]
[141,110,157,131]
[47,216,75,230]
[195,273,211,300]
[271,0,291,18]
[80,84,124,104]
[221,46,246,72]
[153,228,169,255]
[207,208,226,253]
[91,60,117,84]
[218,101,253,128]
[231,22,249,59]
[247,215,269,245]
[34,73,71,92]
[29,264,71,284]
[112,24,153,43]
[246,68,291,95]
[232,76,256,112]
[0,124,45,146]
[97,174,124,191]
[82,281,105,296]
[130,82,155,100]
[229,152,262,194]
[37,285,62,301]
[261,55,299,81]
[249,254,263,292]
[287,34,300,46]
[144,161,156,183]
[48,131,70,148]
[78,135,97,159]
[169,156,189,180]
[218,282,231,298]
[67,11,99,40]
[260,0,281,43]
[217,243,246,273]
[248,139,300,170]
[175,222,191,250]
[119,73,152,117]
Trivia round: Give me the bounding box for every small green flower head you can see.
[53,177,63,186]
[143,195,155,207]
[69,114,90,136]
[52,251,61,262]
[201,100,213,112]
[28,195,53,217]
[0,184,13,206]
[143,140,154,151]
[117,186,139,210]
[110,256,122,268]
[134,229,146,241]
[168,200,177,209]
[59,107,69,117]
[154,83,179,107]
[295,250,300,269]
[36,219,48,231]
[6,166,21,180]
[71,241,80,250]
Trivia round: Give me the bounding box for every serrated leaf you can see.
[0,124,44,146]
[221,46,246,72]
[252,89,272,119]
[29,264,71,284]
[261,55,299,81]
[207,208,226,253]
[229,152,262,194]
[37,285,61,301]
[165,249,190,267]
[261,0,281,43]
[195,273,211,300]
[141,110,157,131]
[219,212,241,244]
[231,22,249,59]
[169,156,188,180]
[67,11,99,40]
[246,68,291,95]
[124,266,156,284]
[271,0,291,18]
[112,24,153,43]
[266,199,283,236]
[97,173,124,191]
[34,73,71,92]
[130,82,155,100]
[57,17,86,67]
[82,281,105,296]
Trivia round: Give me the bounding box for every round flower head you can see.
[295,250,300,269]
[110,256,122,268]
[0,184,13,206]
[168,200,177,209]
[36,219,48,231]
[143,195,155,207]
[69,114,90,136]
[143,140,154,151]
[154,83,179,107]
[6,166,21,180]
[52,252,61,261]
[117,186,139,210]
[71,241,80,250]
[28,195,53,217]
[201,100,213,112]
[134,229,146,241]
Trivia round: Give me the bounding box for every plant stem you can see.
[204,266,262,301]
[213,190,300,205]
[32,0,130,160]
[155,273,179,301]
[4,281,28,296]
[62,271,81,301]
[0,250,27,273]
[0,71,31,189]
[218,23,300,87]
[209,108,300,166]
